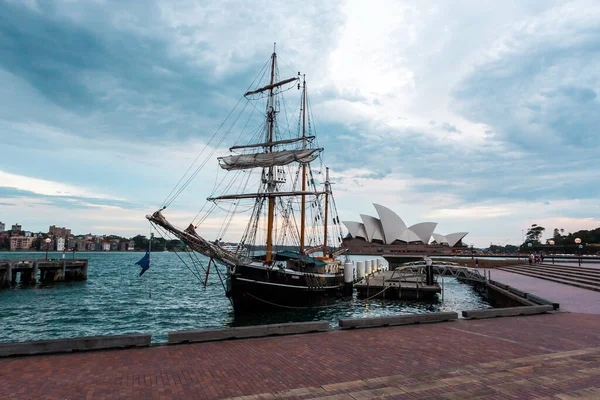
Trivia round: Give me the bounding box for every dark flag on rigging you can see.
[135,235,152,276]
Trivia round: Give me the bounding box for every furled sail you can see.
[218,148,322,171]
[229,136,315,151]
[147,211,242,266]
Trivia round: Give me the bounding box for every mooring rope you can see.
[363,285,391,301]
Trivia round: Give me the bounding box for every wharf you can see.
[0,258,88,288]
[355,270,441,299]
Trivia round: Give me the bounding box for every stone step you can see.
[498,267,600,293]
[520,264,600,279]
[504,265,600,285]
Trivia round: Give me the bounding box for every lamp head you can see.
[575,238,582,244]
[44,238,51,244]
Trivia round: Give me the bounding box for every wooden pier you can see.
[355,269,441,300]
[354,261,490,300]
[0,259,88,288]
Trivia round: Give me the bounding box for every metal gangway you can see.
[395,261,487,283]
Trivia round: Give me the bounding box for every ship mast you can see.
[300,75,307,253]
[323,167,330,257]
[265,44,277,263]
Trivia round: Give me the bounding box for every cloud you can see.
[452,1,600,152]
[0,170,123,200]
[1,0,599,249]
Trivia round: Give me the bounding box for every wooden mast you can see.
[265,44,277,263]
[300,75,307,253]
[323,167,330,257]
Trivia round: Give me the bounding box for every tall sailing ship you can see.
[148,45,348,312]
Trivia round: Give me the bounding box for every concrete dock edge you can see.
[168,321,330,344]
[0,334,151,357]
[338,312,458,329]
[461,305,554,319]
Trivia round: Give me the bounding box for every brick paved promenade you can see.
[2,312,600,399]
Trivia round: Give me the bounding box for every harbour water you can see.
[0,252,491,343]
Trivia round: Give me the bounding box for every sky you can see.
[1,0,599,248]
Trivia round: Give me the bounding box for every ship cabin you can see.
[254,251,328,273]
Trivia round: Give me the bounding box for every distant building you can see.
[56,237,66,252]
[77,238,87,251]
[10,236,34,251]
[128,240,135,250]
[23,231,33,237]
[67,237,76,250]
[49,225,71,238]
[11,224,22,233]
[86,241,96,251]
[102,242,110,251]
[0,221,5,232]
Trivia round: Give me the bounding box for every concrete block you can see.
[525,294,560,310]
[461,305,554,320]
[0,334,151,357]
[168,321,330,344]
[338,312,458,329]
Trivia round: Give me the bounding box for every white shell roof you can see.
[408,222,437,244]
[343,204,468,247]
[360,214,385,242]
[373,203,407,244]
[342,221,368,240]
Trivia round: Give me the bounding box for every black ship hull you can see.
[226,263,346,312]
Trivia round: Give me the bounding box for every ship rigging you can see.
[148,44,348,312]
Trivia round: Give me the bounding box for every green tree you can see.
[130,235,148,250]
[526,224,545,244]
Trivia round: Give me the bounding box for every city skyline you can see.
[1,1,599,247]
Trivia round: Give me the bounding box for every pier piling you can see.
[0,259,89,289]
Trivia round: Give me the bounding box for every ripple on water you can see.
[0,252,491,343]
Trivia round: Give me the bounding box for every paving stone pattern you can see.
[2,313,600,399]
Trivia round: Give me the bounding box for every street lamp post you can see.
[575,238,582,266]
[44,238,52,260]
[548,240,555,264]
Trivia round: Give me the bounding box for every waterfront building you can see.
[102,242,110,251]
[56,237,66,252]
[342,203,468,255]
[0,221,5,232]
[67,237,76,250]
[23,231,33,237]
[77,238,86,251]
[10,236,34,251]
[128,240,135,250]
[11,224,22,233]
[49,225,71,238]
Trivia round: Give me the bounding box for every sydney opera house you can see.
[341,204,469,255]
